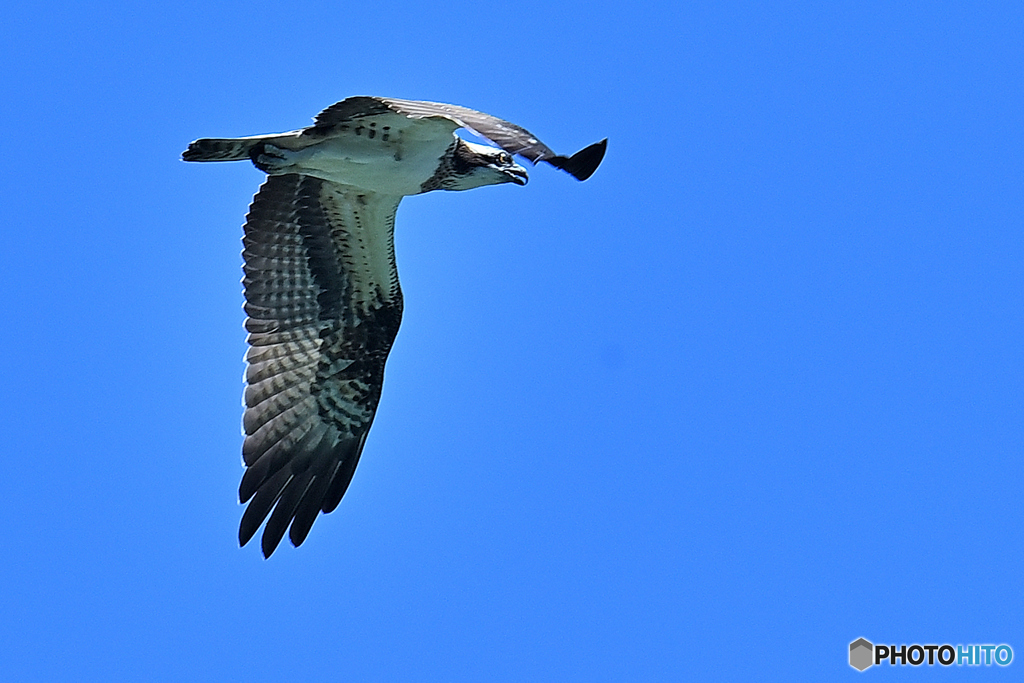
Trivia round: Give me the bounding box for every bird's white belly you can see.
[278,129,453,196]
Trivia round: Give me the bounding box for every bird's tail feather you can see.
[182,134,282,162]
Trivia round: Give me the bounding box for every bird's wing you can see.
[238,173,404,557]
[311,96,607,181]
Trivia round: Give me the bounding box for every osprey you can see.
[183,96,606,557]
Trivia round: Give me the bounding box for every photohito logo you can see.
[849,638,1013,671]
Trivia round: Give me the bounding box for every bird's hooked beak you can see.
[504,164,529,186]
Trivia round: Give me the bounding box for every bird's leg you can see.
[253,143,299,175]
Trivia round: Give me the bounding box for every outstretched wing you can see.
[239,173,404,557]
[311,96,607,181]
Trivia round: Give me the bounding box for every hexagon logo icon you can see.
[850,638,874,671]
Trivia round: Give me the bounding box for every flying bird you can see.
[183,96,606,557]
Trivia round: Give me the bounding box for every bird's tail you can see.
[181,134,283,162]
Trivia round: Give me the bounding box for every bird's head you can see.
[442,139,529,191]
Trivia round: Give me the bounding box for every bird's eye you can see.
[497,152,512,165]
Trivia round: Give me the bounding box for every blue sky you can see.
[1,1,1021,680]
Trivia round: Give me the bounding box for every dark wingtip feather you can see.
[238,468,291,550]
[545,138,607,181]
[238,511,262,549]
[288,471,333,548]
